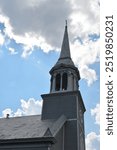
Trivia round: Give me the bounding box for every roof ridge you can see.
[0,114,41,120]
[50,115,67,137]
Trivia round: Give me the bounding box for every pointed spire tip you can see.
[65,20,67,27]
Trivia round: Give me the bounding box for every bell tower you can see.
[41,22,86,150]
[50,21,80,93]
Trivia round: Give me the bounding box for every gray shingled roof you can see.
[0,115,66,140]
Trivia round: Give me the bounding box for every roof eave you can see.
[0,137,56,145]
[49,64,80,80]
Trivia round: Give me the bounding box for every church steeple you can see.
[54,21,75,67]
[59,20,71,59]
[50,22,80,93]
[41,22,86,150]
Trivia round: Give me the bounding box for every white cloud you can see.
[2,98,43,117]
[8,47,18,55]
[69,0,99,39]
[19,98,42,116]
[85,103,100,150]
[0,0,99,48]
[71,38,100,85]
[2,108,13,118]
[80,65,97,86]
[0,0,100,85]
[0,0,71,48]
[21,34,53,58]
[71,39,100,67]
[91,103,100,125]
[0,32,4,45]
[86,132,100,150]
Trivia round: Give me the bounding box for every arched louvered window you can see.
[62,73,68,90]
[55,74,61,91]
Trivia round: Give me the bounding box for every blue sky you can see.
[0,0,100,150]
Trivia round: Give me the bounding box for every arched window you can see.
[62,73,68,90]
[55,74,61,91]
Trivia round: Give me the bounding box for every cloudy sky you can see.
[0,0,100,150]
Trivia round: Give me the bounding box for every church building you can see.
[0,22,86,150]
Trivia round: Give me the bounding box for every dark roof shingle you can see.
[0,115,66,140]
